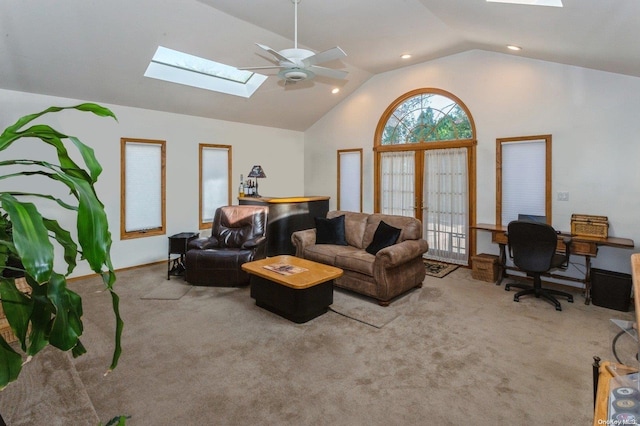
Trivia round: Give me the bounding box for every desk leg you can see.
[584,255,592,305]
[497,243,507,285]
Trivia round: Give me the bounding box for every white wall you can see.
[0,89,305,277]
[305,50,640,275]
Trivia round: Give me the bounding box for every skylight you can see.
[486,0,562,6]
[144,46,267,98]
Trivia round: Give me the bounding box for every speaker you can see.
[591,268,632,312]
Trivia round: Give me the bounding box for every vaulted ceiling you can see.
[1,0,638,131]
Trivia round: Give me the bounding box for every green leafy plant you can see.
[0,104,123,389]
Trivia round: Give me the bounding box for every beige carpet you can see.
[0,346,99,425]
[1,263,634,425]
[329,288,419,328]
[140,279,192,300]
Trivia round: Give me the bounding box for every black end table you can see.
[168,232,199,279]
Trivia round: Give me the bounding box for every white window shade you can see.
[201,147,229,223]
[125,142,163,232]
[501,140,546,225]
[338,150,362,212]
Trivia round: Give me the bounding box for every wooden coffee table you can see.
[242,255,343,323]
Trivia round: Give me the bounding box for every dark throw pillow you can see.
[365,221,402,255]
[314,215,348,245]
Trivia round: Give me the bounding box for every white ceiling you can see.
[1,0,638,131]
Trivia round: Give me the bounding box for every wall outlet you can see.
[557,191,569,201]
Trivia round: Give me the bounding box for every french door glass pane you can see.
[380,152,415,217]
[423,148,468,265]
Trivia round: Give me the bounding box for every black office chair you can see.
[504,220,574,311]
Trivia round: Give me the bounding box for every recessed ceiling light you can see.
[507,45,522,51]
[331,88,340,94]
[487,0,562,7]
[401,54,412,60]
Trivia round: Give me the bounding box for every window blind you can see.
[338,150,361,212]
[501,140,546,225]
[124,142,163,232]
[201,146,229,223]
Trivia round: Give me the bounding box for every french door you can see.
[380,147,469,265]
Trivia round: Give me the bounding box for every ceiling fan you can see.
[240,0,348,84]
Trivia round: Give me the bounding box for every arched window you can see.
[379,92,473,145]
[374,89,476,265]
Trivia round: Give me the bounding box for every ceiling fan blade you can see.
[238,65,284,71]
[303,47,347,67]
[308,65,348,80]
[256,43,293,64]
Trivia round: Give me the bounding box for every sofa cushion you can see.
[365,221,402,255]
[303,244,351,265]
[328,211,368,248]
[314,215,348,245]
[334,249,375,276]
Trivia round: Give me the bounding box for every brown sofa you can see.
[291,211,429,306]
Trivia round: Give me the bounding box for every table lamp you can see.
[248,165,266,197]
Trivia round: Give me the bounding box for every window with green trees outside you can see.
[381,93,472,145]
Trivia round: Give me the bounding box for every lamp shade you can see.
[248,165,266,178]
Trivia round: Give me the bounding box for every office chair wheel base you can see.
[555,305,562,311]
[513,295,519,302]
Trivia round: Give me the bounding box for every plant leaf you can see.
[0,337,22,389]
[46,273,82,351]
[43,218,78,276]
[69,136,103,183]
[0,277,33,350]
[0,194,53,283]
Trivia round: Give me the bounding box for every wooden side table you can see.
[167,232,198,279]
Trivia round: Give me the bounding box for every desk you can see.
[473,223,634,304]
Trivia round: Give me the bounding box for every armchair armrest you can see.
[188,237,219,251]
[291,228,317,257]
[376,239,429,268]
[242,236,267,250]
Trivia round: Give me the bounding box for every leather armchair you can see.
[185,205,268,286]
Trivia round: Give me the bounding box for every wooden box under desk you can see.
[471,254,499,283]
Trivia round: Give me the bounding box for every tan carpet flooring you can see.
[1,263,634,425]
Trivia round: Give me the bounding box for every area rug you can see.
[424,259,458,278]
[141,280,192,300]
[329,288,419,328]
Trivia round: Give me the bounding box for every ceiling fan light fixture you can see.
[278,68,314,82]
